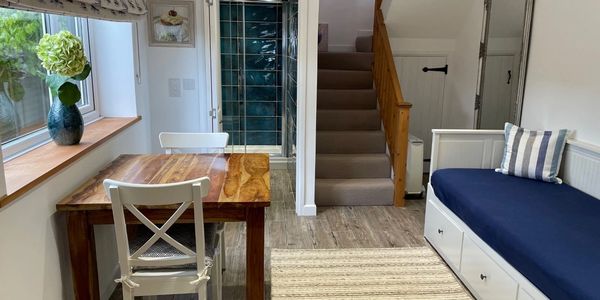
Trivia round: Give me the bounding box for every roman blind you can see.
[0,0,147,21]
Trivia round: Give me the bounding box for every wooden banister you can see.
[372,1,412,207]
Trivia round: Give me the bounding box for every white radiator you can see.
[406,135,424,196]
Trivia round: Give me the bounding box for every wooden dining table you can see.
[56,153,270,300]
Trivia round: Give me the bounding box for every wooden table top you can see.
[56,153,270,211]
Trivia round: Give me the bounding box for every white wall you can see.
[0,21,150,299]
[141,2,211,153]
[319,0,374,52]
[296,0,319,216]
[390,38,456,55]
[90,21,138,117]
[387,0,484,129]
[441,0,484,128]
[0,123,149,299]
[383,0,474,39]
[521,0,600,145]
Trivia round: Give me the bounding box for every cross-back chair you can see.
[159,132,230,154]
[104,177,222,300]
[159,132,229,271]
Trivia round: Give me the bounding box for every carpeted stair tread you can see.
[317,89,377,110]
[318,70,373,90]
[318,52,374,71]
[316,131,386,154]
[317,109,380,131]
[315,178,394,206]
[316,154,391,179]
[314,35,393,206]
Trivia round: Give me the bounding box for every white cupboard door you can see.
[480,55,514,129]
[394,56,447,159]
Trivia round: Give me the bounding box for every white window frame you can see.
[1,15,100,161]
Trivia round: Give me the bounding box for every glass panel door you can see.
[218,1,284,155]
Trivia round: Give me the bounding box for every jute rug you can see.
[271,247,472,299]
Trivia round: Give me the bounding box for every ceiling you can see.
[381,0,527,39]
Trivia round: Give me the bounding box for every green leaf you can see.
[71,63,91,81]
[57,82,81,106]
[46,74,69,96]
[7,80,24,101]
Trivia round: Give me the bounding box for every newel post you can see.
[393,103,412,207]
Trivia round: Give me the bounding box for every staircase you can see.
[315,37,395,206]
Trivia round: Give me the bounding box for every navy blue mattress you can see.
[431,169,600,300]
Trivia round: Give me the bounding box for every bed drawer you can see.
[461,236,518,300]
[425,200,464,269]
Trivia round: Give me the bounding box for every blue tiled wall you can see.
[220,1,283,146]
[285,0,298,187]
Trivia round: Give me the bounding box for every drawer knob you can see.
[480,274,487,281]
[437,229,444,234]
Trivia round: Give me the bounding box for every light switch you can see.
[183,78,195,91]
[168,78,181,97]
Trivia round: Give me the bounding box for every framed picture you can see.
[147,0,195,47]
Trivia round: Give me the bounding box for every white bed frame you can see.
[425,129,600,300]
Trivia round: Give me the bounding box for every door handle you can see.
[507,70,512,84]
[423,64,448,74]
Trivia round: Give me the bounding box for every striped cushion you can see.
[496,123,568,183]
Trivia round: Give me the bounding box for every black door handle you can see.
[423,64,448,74]
[507,70,512,84]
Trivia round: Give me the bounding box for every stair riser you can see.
[356,36,373,53]
[318,90,377,110]
[316,156,391,179]
[317,110,380,131]
[318,53,373,71]
[317,132,387,154]
[315,180,394,206]
[318,70,373,89]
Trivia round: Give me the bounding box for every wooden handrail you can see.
[372,0,412,207]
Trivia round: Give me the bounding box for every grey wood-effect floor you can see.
[111,169,427,300]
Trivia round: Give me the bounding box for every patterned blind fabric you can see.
[0,0,146,21]
[496,122,569,183]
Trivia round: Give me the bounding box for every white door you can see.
[480,55,514,129]
[394,56,447,159]
[203,0,223,132]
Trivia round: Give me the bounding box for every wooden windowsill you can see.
[0,116,142,209]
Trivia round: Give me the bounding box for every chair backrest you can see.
[159,132,229,154]
[104,177,211,276]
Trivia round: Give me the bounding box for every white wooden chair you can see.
[159,132,229,271]
[159,132,230,154]
[104,177,222,300]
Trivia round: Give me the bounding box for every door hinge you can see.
[209,108,217,119]
[479,42,487,58]
[475,94,482,110]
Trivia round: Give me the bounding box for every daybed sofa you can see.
[425,130,600,300]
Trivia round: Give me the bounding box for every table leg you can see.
[246,208,265,300]
[67,211,100,300]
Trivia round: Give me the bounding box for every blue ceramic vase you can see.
[47,100,84,145]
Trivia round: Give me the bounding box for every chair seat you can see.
[129,223,220,270]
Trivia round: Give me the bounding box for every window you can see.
[0,8,95,159]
